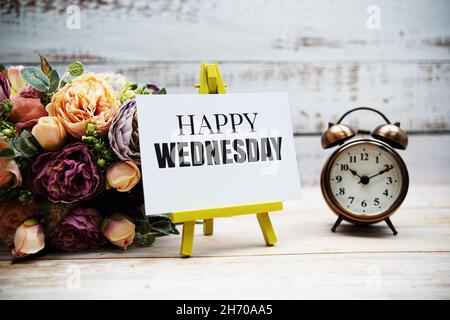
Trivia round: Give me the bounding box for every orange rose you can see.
[32,116,67,151]
[46,73,120,139]
[12,219,45,258]
[0,200,37,246]
[101,214,135,249]
[0,138,21,188]
[106,161,141,192]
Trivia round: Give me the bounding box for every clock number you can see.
[361,200,367,207]
[348,196,354,204]
[373,198,380,206]
[339,187,345,195]
[386,177,393,185]
[340,164,349,171]
[360,153,369,161]
[383,189,389,196]
[349,156,356,163]
[376,156,379,164]
[335,175,342,183]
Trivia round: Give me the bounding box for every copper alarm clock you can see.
[320,107,409,235]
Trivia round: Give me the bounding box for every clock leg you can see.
[385,218,398,235]
[331,215,344,232]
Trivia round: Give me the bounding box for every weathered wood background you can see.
[1,0,449,184]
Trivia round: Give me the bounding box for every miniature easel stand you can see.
[169,62,283,257]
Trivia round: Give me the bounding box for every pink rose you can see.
[7,66,26,96]
[9,86,48,133]
[106,161,141,192]
[12,219,45,258]
[0,138,21,188]
[101,214,135,249]
[0,200,37,246]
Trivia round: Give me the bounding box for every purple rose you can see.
[108,99,140,164]
[51,207,104,252]
[147,84,160,93]
[0,72,10,102]
[31,142,104,203]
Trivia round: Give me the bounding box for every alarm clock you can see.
[320,107,409,235]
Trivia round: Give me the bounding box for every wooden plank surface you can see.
[1,0,449,133]
[1,0,449,62]
[295,134,450,185]
[0,183,449,299]
[5,61,450,134]
[0,253,448,299]
[83,61,450,134]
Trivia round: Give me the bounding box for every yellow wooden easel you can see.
[169,62,283,256]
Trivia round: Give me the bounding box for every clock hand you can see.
[357,165,394,184]
[348,168,362,179]
[368,165,394,180]
[349,168,372,185]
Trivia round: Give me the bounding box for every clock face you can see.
[323,140,408,221]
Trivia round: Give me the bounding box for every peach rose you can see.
[7,66,26,96]
[46,73,120,139]
[0,200,37,246]
[101,214,135,249]
[0,138,21,188]
[32,116,67,151]
[9,86,48,133]
[12,219,45,257]
[106,161,141,192]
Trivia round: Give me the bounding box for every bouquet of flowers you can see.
[0,56,177,259]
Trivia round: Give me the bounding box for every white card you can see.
[136,92,301,215]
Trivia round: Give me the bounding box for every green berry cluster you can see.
[82,123,117,170]
[121,81,151,103]
[18,189,33,204]
[0,101,15,139]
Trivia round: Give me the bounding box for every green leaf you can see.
[67,61,84,77]
[156,87,167,95]
[23,218,39,226]
[1,100,13,115]
[40,91,52,106]
[0,148,16,159]
[20,67,49,92]
[147,215,172,224]
[0,64,7,75]
[137,220,152,234]
[39,55,52,78]
[141,234,155,246]
[48,69,60,93]
[100,217,109,231]
[149,216,178,235]
[12,130,39,158]
[134,84,150,95]
[110,212,125,220]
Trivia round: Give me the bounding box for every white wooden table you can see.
[0,183,449,299]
